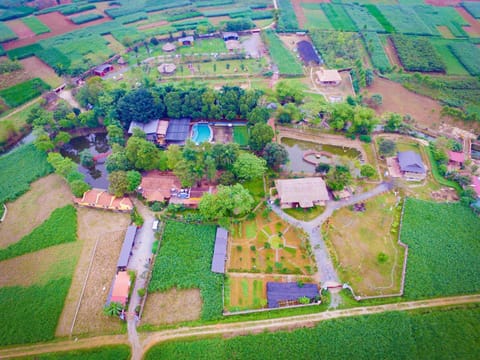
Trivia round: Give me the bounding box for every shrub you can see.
[377,252,388,264]
[137,288,146,297]
[298,296,310,304]
[359,135,372,143]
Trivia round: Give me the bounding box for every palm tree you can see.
[103,302,124,317]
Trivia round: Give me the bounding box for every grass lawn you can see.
[176,38,226,55]
[145,306,480,360]
[233,126,249,146]
[401,198,480,299]
[284,206,325,221]
[322,192,404,297]
[242,177,265,204]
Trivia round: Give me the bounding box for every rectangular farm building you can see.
[117,225,137,271]
[267,282,319,308]
[275,177,329,208]
[165,118,190,145]
[109,271,131,306]
[211,227,228,273]
[397,151,426,181]
[297,40,322,65]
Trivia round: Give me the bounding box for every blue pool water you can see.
[191,123,212,144]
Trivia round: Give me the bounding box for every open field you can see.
[323,192,404,297]
[1,56,63,90]
[228,208,316,275]
[142,288,202,326]
[145,306,480,360]
[56,208,131,337]
[0,77,50,107]
[263,30,304,76]
[401,198,480,299]
[7,19,35,39]
[14,345,131,360]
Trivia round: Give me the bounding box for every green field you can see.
[69,13,104,25]
[377,4,433,35]
[149,221,223,320]
[448,41,480,76]
[320,4,356,32]
[413,5,468,38]
[362,31,391,72]
[16,346,131,360]
[0,205,77,261]
[0,144,53,203]
[301,4,333,30]
[343,4,385,32]
[263,30,303,76]
[430,39,469,76]
[391,35,445,72]
[233,126,249,146]
[145,307,480,359]
[0,78,51,108]
[22,16,50,35]
[6,43,43,60]
[276,0,299,31]
[0,22,17,43]
[401,198,480,299]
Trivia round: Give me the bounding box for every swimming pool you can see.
[191,123,213,144]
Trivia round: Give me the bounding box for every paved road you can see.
[127,200,156,360]
[3,294,479,359]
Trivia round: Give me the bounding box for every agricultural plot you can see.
[362,32,391,72]
[21,16,50,35]
[146,308,480,360]
[320,4,356,32]
[6,43,42,60]
[69,13,104,25]
[322,193,404,297]
[300,3,333,30]
[0,77,50,107]
[36,3,96,16]
[0,144,53,204]
[17,346,131,360]
[462,2,480,19]
[225,276,266,311]
[401,198,480,299]
[390,35,446,72]
[263,30,303,76]
[228,208,316,275]
[277,0,299,31]
[343,4,385,33]
[310,30,361,68]
[149,221,223,321]
[429,39,469,75]
[413,5,469,38]
[364,4,395,33]
[448,41,480,76]
[0,22,18,43]
[377,5,434,35]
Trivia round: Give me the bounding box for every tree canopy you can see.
[199,184,254,220]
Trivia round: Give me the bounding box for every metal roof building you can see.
[267,282,319,308]
[297,40,322,65]
[397,151,426,174]
[117,225,137,271]
[165,118,190,145]
[211,227,228,273]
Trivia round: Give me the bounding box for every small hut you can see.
[178,36,194,46]
[158,63,177,75]
[162,42,176,52]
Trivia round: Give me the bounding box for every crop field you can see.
[323,192,404,297]
[429,39,469,75]
[413,5,468,38]
[69,13,104,25]
[364,4,395,33]
[0,144,53,204]
[401,198,480,299]
[6,43,42,59]
[145,307,480,360]
[21,16,50,35]
[343,4,385,32]
[228,207,316,275]
[225,276,267,311]
[263,30,303,76]
[362,32,391,72]
[300,3,333,30]
[0,22,18,43]
[447,41,480,76]
[320,4,356,32]
[17,346,132,360]
[0,205,77,262]
[149,221,223,321]
[0,77,51,107]
[377,5,434,35]
[277,0,299,31]
[391,35,445,72]
[462,2,480,19]
[310,30,361,68]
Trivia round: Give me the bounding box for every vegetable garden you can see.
[391,35,445,72]
[448,41,480,76]
[0,22,17,42]
[262,30,303,76]
[0,78,51,107]
[362,32,391,73]
[21,16,50,35]
[276,0,299,32]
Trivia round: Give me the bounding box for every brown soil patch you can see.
[142,288,202,325]
[456,7,480,36]
[437,25,455,39]
[7,19,35,39]
[2,12,111,50]
[291,0,307,28]
[56,208,130,337]
[0,174,71,249]
[0,61,31,90]
[137,20,169,31]
[367,77,451,130]
[384,37,402,69]
[21,56,63,87]
[0,241,80,287]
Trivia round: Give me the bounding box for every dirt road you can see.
[2,294,479,359]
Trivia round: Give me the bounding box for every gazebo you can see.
[162,42,176,52]
[158,63,177,74]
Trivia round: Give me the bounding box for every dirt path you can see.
[2,294,479,359]
[0,97,42,122]
[58,90,82,111]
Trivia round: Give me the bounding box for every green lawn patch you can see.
[0,278,72,346]
[424,145,461,192]
[0,78,51,107]
[233,126,249,146]
[245,221,257,239]
[430,39,469,76]
[0,205,77,261]
[262,30,303,76]
[149,221,223,320]
[0,144,53,203]
[301,5,333,30]
[319,4,356,32]
[401,198,480,299]
[22,16,50,35]
[243,177,265,203]
[17,345,132,359]
[145,307,480,359]
[284,206,325,222]
[0,22,18,43]
[462,2,480,18]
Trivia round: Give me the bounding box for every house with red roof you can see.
[73,189,133,212]
[109,271,131,306]
[448,151,465,170]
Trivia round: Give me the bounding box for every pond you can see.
[60,133,110,189]
[281,137,361,174]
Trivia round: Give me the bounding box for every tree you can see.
[34,129,55,152]
[327,165,352,191]
[126,170,142,192]
[262,142,289,169]
[103,302,123,317]
[125,136,159,171]
[350,106,377,135]
[205,156,217,182]
[107,125,125,146]
[116,88,163,126]
[378,139,396,157]
[233,152,267,181]
[249,123,274,153]
[316,163,330,174]
[276,103,301,124]
[275,81,304,104]
[199,184,254,220]
[247,107,270,125]
[53,131,71,148]
[47,153,77,178]
[70,180,90,197]
[384,113,403,133]
[76,76,105,108]
[360,164,377,178]
[211,143,239,170]
[106,144,132,172]
[109,171,129,197]
[80,149,94,167]
[329,103,355,131]
[165,144,183,170]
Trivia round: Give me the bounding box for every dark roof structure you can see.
[267,282,319,308]
[95,64,113,72]
[117,225,137,270]
[297,40,322,65]
[211,227,228,273]
[223,32,239,41]
[128,120,159,135]
[165,118,190,144]
[397,151,426,174]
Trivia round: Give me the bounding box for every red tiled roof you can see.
[140,170,181,202]
[448,151,465,163]
[111,271,130,306]
[73,189,133,211]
